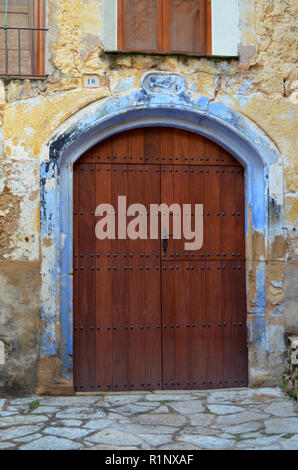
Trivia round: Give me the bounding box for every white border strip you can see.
[102,0,118,51]
[211,0,239,56]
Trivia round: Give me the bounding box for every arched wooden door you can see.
[73,127,248,392]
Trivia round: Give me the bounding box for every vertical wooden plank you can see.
[128,259,146,390]
[199,0,207,54]
[162,0,170,52]
[118,0,124,50]
[160,164,174,260]
[221,260,235,388]
[73,162,80,390]
[157,0,164,52]
[206,0,212,55]
[95,164,113,391]
[127,128,145,164]
[190,262,207,388]
[173,129,190,165]
[112,259,129,391]
[235,260,248,386]
[160,127,174,165]
[112,131,128,161]
[33,0,39,75]
[204,139,220,164]
[189,165,205,260]
[110,165,129,390]
[172,165,190,259]
[144,260,162,390]
[204,166,221,260]
[161,263,176,389]
[205,262,222,389]
[236,166,245,259]
[188,131,205,165]
[76,163,96,391]
[144,127,161,164]
[174,263,191,389]
[220,166,236,259]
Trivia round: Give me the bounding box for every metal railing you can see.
[0,26,47,78]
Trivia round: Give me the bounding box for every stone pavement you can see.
[0,388,297,450]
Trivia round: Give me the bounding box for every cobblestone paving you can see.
[0,388,297,450]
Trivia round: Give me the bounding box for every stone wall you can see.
[0,0,297,395]
[284,336,298,400]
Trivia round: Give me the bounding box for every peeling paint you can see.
[0,0,296,395]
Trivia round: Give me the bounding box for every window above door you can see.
[103,0,240,57]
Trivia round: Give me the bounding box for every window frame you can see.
[0,0,46,78]
[117,0,212,56]
[33,0,46,77]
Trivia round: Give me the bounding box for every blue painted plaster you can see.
[252,263,267,317]
[39,72,280,382]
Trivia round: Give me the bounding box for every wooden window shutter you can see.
[0,0,46,77]
[118,0,211,55]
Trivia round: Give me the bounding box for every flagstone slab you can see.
[151,406,170,414]
[133,413,187,427]
[207,388,284,405]
[84,419,112,430]
[145,394,195,401]
[158,442,200,450]
[0,425,40,441]
[177,435,235,450]
[215,411,268,425]
[13,433,43,443]
[181,426,220,436]
[55,407,105,419]
[104,395,144,405]
[19,436,82,450]
[170,400,205,414]
[139,434,172,447]
[112,404,158,416]
[280,435,298,450]
[40,396,102,407]
[265,417,298,434]
[221,421,263,434]
[10,397,42,406]
[89,444,140,450]
[112,423,179,435]
[43,426,92,439]
[61,419,83,427]
[207,404,244,415]
[87,428,143,446]
[236,435,285,449]
[263,401,297,417]
[0,415,48,428]
[189,413,215,426]
[0,442,15,449]
[31,406,58,414]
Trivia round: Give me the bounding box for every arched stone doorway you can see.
[38,73,281,394]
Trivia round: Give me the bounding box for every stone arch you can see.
[38,72,281,392]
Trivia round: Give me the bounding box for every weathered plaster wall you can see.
[0,0,297,395]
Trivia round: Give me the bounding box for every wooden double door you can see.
[73,127,248,392]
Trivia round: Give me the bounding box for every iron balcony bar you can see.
[0,26,48,78]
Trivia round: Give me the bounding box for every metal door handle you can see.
[163,238,168,254]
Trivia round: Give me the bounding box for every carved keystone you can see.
[142,72,186,95]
